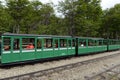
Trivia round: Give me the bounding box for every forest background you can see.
[0,0,120,39]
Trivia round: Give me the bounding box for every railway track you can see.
[87,64,120,80]
[1,51,120,80]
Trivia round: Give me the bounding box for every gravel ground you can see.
[90,65,120,80]
[35,51,120,80]
[0,50,120,79]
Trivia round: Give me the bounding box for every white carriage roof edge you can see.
[2,33,72,38]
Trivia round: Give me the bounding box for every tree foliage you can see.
[0,0,119,39]
[58,0,102,37]
[100,4,120,39]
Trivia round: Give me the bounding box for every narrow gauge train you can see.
[0,33,120,66]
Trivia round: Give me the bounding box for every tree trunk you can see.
[16,24,20,34]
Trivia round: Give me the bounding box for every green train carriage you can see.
[0,33,120,65]
[0,33,76,65]
[107,39,120,50]
[76,37,107,55]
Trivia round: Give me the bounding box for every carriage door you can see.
[1,37,21,63]
[36,38,43,59]
[53,38,59,57]
[41,38,53,58]
[67,39,72,55]
[59,38,68,56]
[21,38,35,61]
[12,38,21,62]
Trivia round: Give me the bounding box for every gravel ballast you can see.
[0,50,120,79]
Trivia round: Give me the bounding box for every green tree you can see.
[0,1,13,33]
[58,0,102,37]
[58,0,77,36]
[75,0,102,37]
[21,0,43,34]
[100,4,120,39]
[4,0,57,34]
[6,0,30,33]
[30,2,55,34]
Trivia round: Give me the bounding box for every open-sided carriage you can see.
[0,33,120,66]
[0,33,76,65]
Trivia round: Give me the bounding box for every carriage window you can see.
[72,39,75,47]
[3,38,11,51]
[60,39,67,47]
[110,41,112,45]
[0,39,1,55]
[13,39,20,50]
[22,38,35,49]
[110,41,111,45]
[68,40,72,47]
[95,41,98,46]
[64,39,67,47]
[37,39,42,49]
[79,40,86,47]
[54,39,58,48]
[116,41,118,44]
[117,41,119,44]
[112,41,114,45]
[94,41,97,46]
[60,39,64,47]
[103,40,107,45]
[111,40,114,45]
[111,41,113,45]
[98,40,103,46]
[88,40,94,46]
[114,41,116,44]
[47,39,52,48]
[114,41,117,45]
[44,39,52,48]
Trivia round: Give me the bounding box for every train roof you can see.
[75,36,104,40]
[2,33,72,38]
